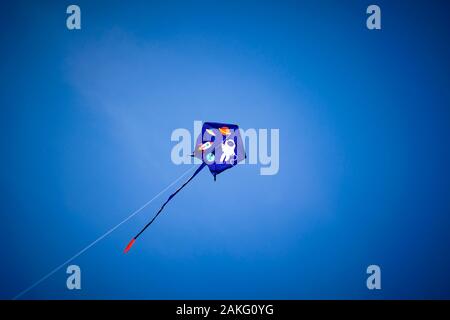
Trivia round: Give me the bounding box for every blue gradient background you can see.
[1,0,450,299]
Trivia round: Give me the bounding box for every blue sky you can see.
[1,0,450,299]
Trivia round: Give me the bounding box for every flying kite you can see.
[124,122,245,253]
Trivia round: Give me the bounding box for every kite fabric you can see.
[124,122,245,253]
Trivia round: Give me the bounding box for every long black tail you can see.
[124,162,206,253]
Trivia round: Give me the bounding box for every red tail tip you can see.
[124,238,136,253]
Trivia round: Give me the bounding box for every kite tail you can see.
[124,162,207,253]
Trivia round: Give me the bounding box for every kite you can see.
[124,122,245,253]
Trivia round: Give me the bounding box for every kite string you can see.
[134,162,206,240]
[12,165,197,300]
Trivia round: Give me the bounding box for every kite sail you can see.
[124,122,245,253]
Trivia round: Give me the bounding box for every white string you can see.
[12,165,197,300]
